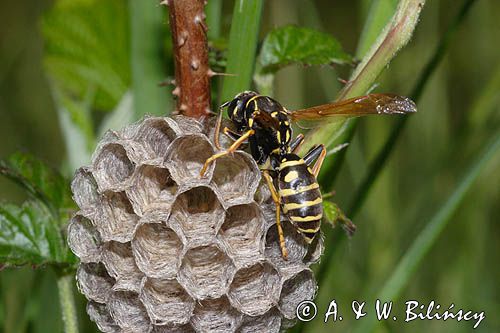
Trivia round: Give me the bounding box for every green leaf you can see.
[0,153,74,218]
[258,25,353,74]
[97,91,134,138]
[42,0,130,111]
[322,200,356,236]
[0,202,76,268]
[55,94,94,172]
[322,200,341,223]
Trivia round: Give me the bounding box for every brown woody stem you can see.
[165,0,211,118]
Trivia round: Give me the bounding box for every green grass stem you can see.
[57,273,78,333]
[220,0,263,104]
[206,0,222,39]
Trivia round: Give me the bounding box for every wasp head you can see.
[221,91,258,128]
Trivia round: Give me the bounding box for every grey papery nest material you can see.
[68,115,324,332]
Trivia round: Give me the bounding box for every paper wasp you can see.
[200,91,416,259]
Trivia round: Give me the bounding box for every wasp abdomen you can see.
[278,158,322,243]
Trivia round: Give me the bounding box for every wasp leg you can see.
[262,171,288,260]
[213,110,224,150]
[290,133,305,153]
[220,127,250,151]
[223,128,249,150]
[303,144,326,177]
[222,127,242,141]
[200,129,255,177]
[322,190,337,200]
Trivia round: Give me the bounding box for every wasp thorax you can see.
[69,115,322,332]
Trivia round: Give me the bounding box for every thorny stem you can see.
[164,0,211,118]
[57,273,79,333]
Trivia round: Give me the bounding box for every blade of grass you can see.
[352,131,500,333]
[220,0,263,104]
[468,61,500,129]
[129,0,171,118]
[206,0,222,40]
[348,0,478,218]
[56,105,92,173]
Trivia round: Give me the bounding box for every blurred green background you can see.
[0,0,498,332]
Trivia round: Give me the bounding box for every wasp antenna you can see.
[219,100,231,109]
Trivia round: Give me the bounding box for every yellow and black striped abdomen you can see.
[278,158,322,243]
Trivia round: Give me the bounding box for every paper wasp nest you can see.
[68,115,323,332]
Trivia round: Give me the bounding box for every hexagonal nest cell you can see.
[126,165,178,216]
[218,204,265,263]
[69,115,323,332]
[68,214,102,263]
[108,291,152,332]
[87,301,119,333]
[303,233,325,266]
[169,186,224,246]
[132,223,183,279]
[165,134,215,184]
[140,278,195,326]
[178,245,235,300]
[77,263,114,303]
[93,143,134,190]
[94,191,139,242]
[278,269,317,319]
[238,309,282,333]
[102,241,144,293]
[172,115,205,135]
[228,262,280,316]
[190,297,242,333]
[133,117,179,158]
[71,167,99,212]
[211,152,260,206]
[264,221,308,275]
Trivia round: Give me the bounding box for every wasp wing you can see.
[289,94,416,123]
